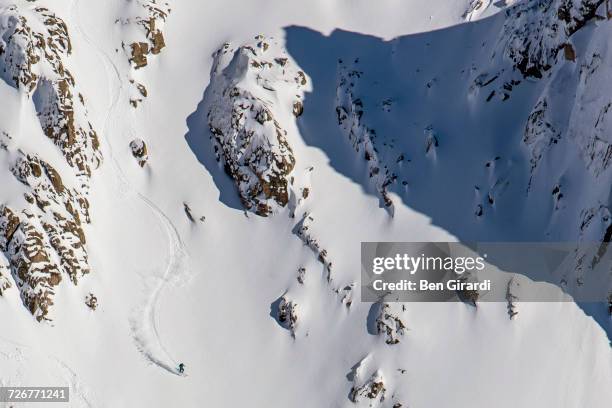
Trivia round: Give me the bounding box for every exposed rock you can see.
[85,293,98,310]
[297,267,306,284]
[336,61,395,212]
[500,0,604,78]
[292,100,303,117]
[0,150,92,320]
[294,213,332,281]
[523,97,560,186]
[349,370,386,405]
[122,0,170,70]
[129,138,148,167]
[0,5,101,321]
[277,295,298,336]
[0,6,102,178]
[506,277,520,319]
[375,302,406,344]
[456,276,480,307]
[0,253,12,295]
[206,37,308,216]
[424,125,439,155]
[1,206,61,321]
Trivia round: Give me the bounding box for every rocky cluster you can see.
[206,37,308,216]
[277,295,298,336]
[123,0,170,70]
[374,303,406,345]
[336,61,395,212]
[0,6,100,320]
[0,6,102,178]
[349,370,386,405]
[129,138,148,167]
[500,0,604,78]
[294,213,332,281]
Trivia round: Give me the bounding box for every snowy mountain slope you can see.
[0,0,610,407]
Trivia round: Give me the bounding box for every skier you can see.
[178,363,185,375]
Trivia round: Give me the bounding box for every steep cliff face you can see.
[205,37,309,216]
[0,5,100,320]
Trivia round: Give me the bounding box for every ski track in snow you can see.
[72,0,190,376]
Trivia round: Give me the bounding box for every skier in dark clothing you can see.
[178,363,185,374]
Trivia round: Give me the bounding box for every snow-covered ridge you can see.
[205,37,310,216]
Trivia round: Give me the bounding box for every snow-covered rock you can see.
[336,61,395,212]
[0,5,100,320]
[121,0,170,70]
[500,0,604,78]
[206,37,308,216]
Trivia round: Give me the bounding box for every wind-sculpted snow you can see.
[0,5,100,320]
[206,37,309,216]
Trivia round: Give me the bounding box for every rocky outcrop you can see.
[0,6,102,178]
[206,37,308,216]
[0,152,92,321]
[294,212,332,281]
[277,295,298,336]
[130,138,148,167]
[374,303,406,345]
[506,277,520,319]
[349,370,386,405]
[0,253,12,295]
[122,0,169,70]
[0,6,100,320]
[500,0,604,79]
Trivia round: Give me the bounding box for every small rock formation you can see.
[277,295,298,336]
[0,253,12,295]
[129,80,148,107]
[129,138,148,167]
[294,213,332,281]
[375,302,406,344]
[350,370,386,405]
[336,61,395,212]
[456,276,480,307]
[523,97,560,186]
[121,0,170,70]
[424,125,439,156]
[85,293,98,310]
[338,283,355,308]
[296,267,306,284]
[206,37,309,216]
[506,277,520,319]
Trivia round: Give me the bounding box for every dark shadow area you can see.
[283,23,611,338]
